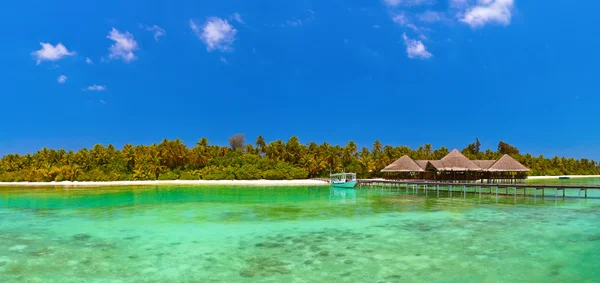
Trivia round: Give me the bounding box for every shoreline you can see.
[527,175,600,180]
[0,179,329,187]
[1,175,598,186]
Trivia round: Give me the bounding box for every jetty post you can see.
[357,180,599,200]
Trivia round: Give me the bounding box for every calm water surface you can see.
[1,180,600,282]
[527,177,600,186]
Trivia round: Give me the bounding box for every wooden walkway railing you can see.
[357,179,600,198]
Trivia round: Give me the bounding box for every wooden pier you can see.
[356,179,600,199]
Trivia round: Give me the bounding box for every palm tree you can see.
[265,140,284,162]
[122,144,136,173]
[244,144,257,155]
[91,144,108,168]
[74,148,92,171]
[358,147,374,174]
[300,153,327,178]
[284,136,303,164]
[255,136,266,155]
[372,140,382,159]
[342,141,357,165]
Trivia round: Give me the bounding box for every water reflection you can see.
[329,187,356,204]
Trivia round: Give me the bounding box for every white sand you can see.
[527,175,600,180]
[0,179,329,187]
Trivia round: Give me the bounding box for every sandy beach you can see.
[0,179,329,187]
[527,175,600,180]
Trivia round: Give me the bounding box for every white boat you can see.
[330,173,357,188]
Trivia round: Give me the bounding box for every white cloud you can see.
[99,100,106,104]
[384,0,435,7]
[286,19,303,27]
[190,18,237,52]
[190,20,200,34]
[220,57,228,64]
[143,25,166,41]
[384,0,401,6]
[392,13,429,33]
[284,9,315,27]
[230,13,244,24]
[460,0,514,28]
[57,75,67,84]
[85,57,93,64]
[373,25,381,28]
[31,43,75,64]
[418,11,447,23]
[392,13,410,25]
[450,0,469,9]
[86,85,106,91]
[107,28,139,62]
[402,33,432,59]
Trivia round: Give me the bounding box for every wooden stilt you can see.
[354,181,598,201]
[495,187,498,203]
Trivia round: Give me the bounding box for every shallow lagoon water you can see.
[1,182,600,282]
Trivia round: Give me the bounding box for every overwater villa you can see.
[381,149,529,182]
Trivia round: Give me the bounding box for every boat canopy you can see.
[329,173,356,177]
[330,173,357,179]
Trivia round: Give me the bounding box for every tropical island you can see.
[0,135,598,183]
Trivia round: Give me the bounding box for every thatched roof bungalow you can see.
[415,160,429,170]
[487,154,529,172]
[433,149,482,171]
[381,155,425,172]
[381,149,529,181]
[471,160,496,170]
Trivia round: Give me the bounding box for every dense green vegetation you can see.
[0,136,597,182]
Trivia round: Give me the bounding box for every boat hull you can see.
[330,180,357,188]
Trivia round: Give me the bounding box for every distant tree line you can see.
[0,136,597,182]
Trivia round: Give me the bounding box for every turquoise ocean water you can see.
[1,179,600,282]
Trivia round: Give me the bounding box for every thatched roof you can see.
[415,160,429,170]
[381,155,425,172]
[487,154,530,172]
[437,149,482,171]
[380,150,530,174]
[427,160,444,169]
[472,160,496,170]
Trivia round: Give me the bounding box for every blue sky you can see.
[1,0,599,160]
